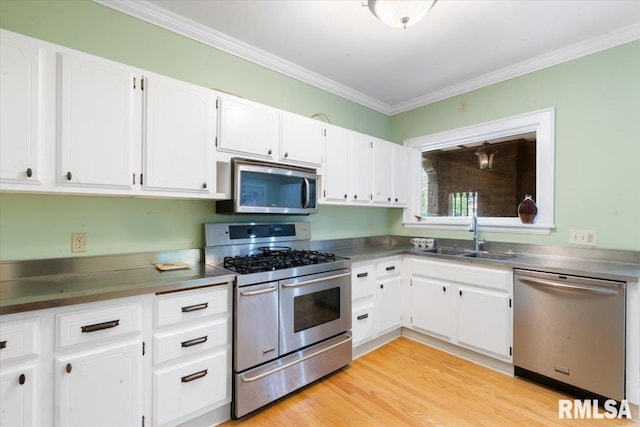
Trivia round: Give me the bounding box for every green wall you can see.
[0,0,391,261]
[389,41,640,251]
[1,0,639,261]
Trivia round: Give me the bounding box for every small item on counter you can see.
[154,262,190,271]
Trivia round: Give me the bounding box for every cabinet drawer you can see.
[154,318,229,364]
[352,304,375,347]
[0,317,39,362]
[376,257,402,279]
[153,350,229,426]
[352,263,375,300]
[155,286,229,328]
[56,303,141,348]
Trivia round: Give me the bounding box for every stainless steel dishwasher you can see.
[514,269,626,401]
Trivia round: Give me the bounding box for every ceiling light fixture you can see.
[367,0,438,30]
[475,143,497,170]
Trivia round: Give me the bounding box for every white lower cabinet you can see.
[55,340,142,427]
[0,282,233,427]
[0,363,38,427]
[351,256,403,352]
[456,286,511,358]
[408,257,513,361]
[152,285,231,427]
[410,277,453,340]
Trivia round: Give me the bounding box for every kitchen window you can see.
[403,108,555,234]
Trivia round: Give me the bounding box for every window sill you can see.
[402,218,554,235]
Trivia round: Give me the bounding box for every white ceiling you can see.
[97,0,640,115]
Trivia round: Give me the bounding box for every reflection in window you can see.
[421,135,536,218]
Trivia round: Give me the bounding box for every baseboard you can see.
[353,329,402,359]
[401,327,514,376]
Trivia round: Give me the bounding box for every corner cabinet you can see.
[351,256,403,354]
[408,257,513,361]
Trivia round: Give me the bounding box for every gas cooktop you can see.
[223,247,338,275]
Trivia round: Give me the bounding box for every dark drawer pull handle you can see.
[181,302,208,313]
[26,168,33,178]
[181,336,208,348]
[181,369,208,383]
[442,286,446,292]
[19,374,26,385]
[0,340,6,349]
[356,272,368,278]
[66,171,72,181]
[81,319,120,333]
[66,363,72,374]
[385,266,396,271]
[357,313,369,320]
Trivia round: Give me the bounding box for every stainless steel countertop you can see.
[315,236,640,283]
[0,251,234,315]
[1,239,638,315]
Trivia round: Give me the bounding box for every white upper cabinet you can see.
[372,138,393,204]
[216,95,278,160]
[392,144,413,206]
[322,124,351,203]
[142,72,216,194]
[279,112,324,167]
[349,132,373,204]
[58,52,137,190]
[0,30,52,187]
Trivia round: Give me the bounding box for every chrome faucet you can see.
[468,213,486,251]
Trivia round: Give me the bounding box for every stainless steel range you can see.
[204,222,352,418]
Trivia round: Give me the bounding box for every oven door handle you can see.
[239,334,352,383]
[281,272,351,288]
[240,286,278,297]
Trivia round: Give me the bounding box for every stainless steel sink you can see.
[460,251,516,261]
[422,247,469,256]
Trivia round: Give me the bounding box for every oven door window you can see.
[293,287,340,333]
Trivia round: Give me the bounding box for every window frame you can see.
[402,107,555,235]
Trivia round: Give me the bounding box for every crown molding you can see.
[92,0,393,114]
[94,1,640,117]
[389,22,640,115]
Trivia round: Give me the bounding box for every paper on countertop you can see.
[154,262,190,271]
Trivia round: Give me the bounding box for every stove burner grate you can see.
[223,248,337,275]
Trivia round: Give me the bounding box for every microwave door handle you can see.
[302,178,310,208]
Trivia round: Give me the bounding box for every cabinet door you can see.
[322,125,351,203]
[58,53,137,189]
[143,74,216,194]
[375,276,403,335]
[216,96,277,159]
[392,144,412,206]
[0,32,47,186]
[280,113,324,167]
[410,277,453,340]
[457,286,511,359]
[372,139,393,204]
[349,133,372,204]
[55,340,142,427]
[0,364,37,427]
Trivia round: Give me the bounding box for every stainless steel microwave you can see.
[216,158,318,215]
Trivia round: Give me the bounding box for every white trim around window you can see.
[402,107,555,235]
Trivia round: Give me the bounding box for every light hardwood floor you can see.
[223,337,634,426]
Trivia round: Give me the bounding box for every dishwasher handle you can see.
[518,277,621,296]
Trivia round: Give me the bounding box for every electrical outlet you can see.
[71,232,87,252]
[569,229,597,246]
[368,224,375,234]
